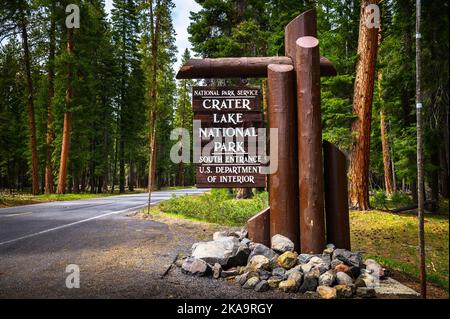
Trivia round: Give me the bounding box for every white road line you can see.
[0,212,33,218]
[0,204,146,246]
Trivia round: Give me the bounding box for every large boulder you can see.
[255,280,270,292]
[192,236,249,267]
[271,234,295,253]
[181,257,211,277]
[332,249,363,268]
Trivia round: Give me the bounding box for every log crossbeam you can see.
[176,56,336,79]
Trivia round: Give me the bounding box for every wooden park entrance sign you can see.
[177,10,350,254]
[192,86,265,188]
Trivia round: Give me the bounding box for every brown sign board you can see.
[193,86,266,188]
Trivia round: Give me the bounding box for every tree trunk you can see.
[45,0,56,194]
[20,13,39,195]
[380,109,394,195]
[235,188,253,199]
[147,0,160,213]
[348,0,380,210]
[57,28,74,194]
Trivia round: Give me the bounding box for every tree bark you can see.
[57,28,74,194]
[45,0,56,194]
[380,108,394,195]
[147,0,160,213]
[415,0,426,299]
[348,0,380,210]
[20,11,39,195]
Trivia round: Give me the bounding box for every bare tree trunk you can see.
[147,0,160,213]
[57,28,74,194]
[380,108,394,195]
[415,0,426,299]
[20,12,39,195]
[348,0,380,210]
[45,0,56,194]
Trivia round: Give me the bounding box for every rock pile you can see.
[179,231,387,299]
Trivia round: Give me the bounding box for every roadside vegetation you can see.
[0,189,146,208]
[154,190,449,290]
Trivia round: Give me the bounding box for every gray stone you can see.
[287,270,303,286]
[259,269,271,281]
[298,275,318,293]
[355,269,378,288]
[192,236,242,266]
[272,267,286,278]
[335,284,354,298]
[285,264,302,277]
[298,253,318,264]
[271,234,295,253]
[332,248,363,268]
[227,244,251,267]
[243,276,260,289]
[300,256,330,274]
[181,257,211,277]
[254,280,270,292]
[221,267,240,278]
[336,272,353,285]
[323,243,336,255]
[364,259,385,278]
[356,287,376,298]
[241,238,251,247]
[374,277,420,297]
[248,243,279,262]
[318,270,336,287]
[213,263,222,279]
[349,266,361,279]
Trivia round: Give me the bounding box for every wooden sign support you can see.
[176,9,351,254]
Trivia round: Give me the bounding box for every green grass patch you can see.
[0,189,145,208]
[350,210,449,289]
[157,188,268,226]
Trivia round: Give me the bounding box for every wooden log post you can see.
[323,140,351,250]
[267,64,299,251]
[296,36,326,254]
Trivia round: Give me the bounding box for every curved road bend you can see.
[0,188,207,247]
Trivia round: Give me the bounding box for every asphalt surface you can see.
[0,188,212,298]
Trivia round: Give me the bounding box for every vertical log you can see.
[267,64,299,251]
[323,141,351,250]
[296,36,325,254]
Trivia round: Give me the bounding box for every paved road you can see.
[0,188,211,298]
[0,188,207,246]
